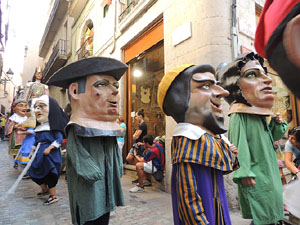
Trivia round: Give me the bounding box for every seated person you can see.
[284,127,300,180]
[129,135,165,193]
[126,109,147,166]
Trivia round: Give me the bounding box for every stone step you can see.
[123,164,166,191]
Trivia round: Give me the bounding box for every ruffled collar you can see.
[9,113,28,124]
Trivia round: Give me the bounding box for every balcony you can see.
[119,0,140,22]
[42,39,68,83]
[76,38,93,60]
[39,0,69,58]
[68,0,88,21]
[118,0,158,32]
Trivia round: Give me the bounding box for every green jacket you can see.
[66,124,124,225]
[229,113,288,225]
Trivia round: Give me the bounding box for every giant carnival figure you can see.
[157,64,238,225]
[27,95,69,205]
[6,97,28,169]
[48,57,128,225]
[216,52,288,225]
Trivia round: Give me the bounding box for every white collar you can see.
[35,121,50,132]
[9,113,28,124]
[173,122,230,145]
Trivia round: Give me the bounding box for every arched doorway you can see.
[77,19,94,59]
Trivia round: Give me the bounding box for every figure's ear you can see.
[69,83,79,100]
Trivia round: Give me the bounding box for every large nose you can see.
[213,85,230,98]
[110,85,119,96]
[262,72,272,85]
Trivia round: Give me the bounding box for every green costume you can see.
[66,124,124,225]
[229,113,288,225]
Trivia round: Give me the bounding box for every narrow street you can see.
[0,140,250,225]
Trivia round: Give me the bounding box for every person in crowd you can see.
[6,99,28,169]
[284,126,300,180]
[27,95,68,205]
[274,140,287,185]
[157,63,239,225]
[116,115,126,153]
[255,0,300,99]
[47,57,128,225]
[3,112,9,140]
[126,109,147,167]
[217,52,288,225]
[25,67,49,107]
[129,135,165,193]
[0,114,5,141]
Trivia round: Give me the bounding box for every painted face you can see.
[78,74,120,122]
[239,60,274,108]
[34,101,49,123]
[35,72,42,81]
[14,102,28,117]
[184,72,229,134]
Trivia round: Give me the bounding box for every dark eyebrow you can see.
[242,68,265,75]
[34,102,47,108]
[191,77,216,85]
[93,79,109,86]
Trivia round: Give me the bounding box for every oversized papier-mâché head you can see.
[13,99,28,118]
[157,64,229,135]
[33,95,69,132]
[47,57,128,129]
[216,52,274,114]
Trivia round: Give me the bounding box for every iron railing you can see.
[76,37,93,60]
[119,0,140,22]
[43,39,67,77]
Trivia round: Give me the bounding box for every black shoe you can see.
[44,195,58,205]
[22,175,30,179]
[143,179,152,186]
[132,178,139,184]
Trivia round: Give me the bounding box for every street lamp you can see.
[6,68,14,79]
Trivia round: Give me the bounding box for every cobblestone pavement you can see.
[0,140,250,225]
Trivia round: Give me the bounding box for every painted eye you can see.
[201,84,210,90]
[245,72,257,78]
[95,82,109,87]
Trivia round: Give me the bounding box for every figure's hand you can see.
[229,144,238,158]
[43,146,54,155]
[241,177,256,188]
[275,113,283,124]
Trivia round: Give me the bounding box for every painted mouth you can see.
[261,86,273,93]
[210,100,222,112]
[108,101,118,108]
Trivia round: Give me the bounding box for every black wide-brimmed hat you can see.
[47,57,128,89]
